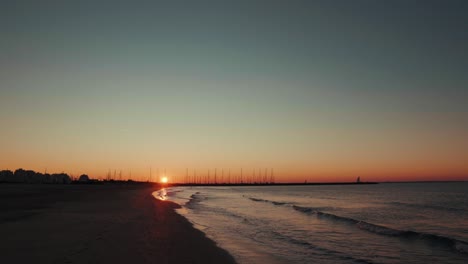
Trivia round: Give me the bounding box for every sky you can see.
[1,0,467,182]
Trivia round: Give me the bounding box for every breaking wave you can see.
[185,192,204,208]
[248,197,291,206]
[249,197,334,211]
[292,205,468,254]
[267,230,376,264]
[248,197,468,255]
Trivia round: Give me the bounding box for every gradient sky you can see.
[1,0,467,182]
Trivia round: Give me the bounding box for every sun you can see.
[161,177,168,184]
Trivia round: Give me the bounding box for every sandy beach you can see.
[0,183,235,264]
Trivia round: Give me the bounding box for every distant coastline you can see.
[2,168,466,186]
[170,182,378,187]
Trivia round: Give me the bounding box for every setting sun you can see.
[161,177,168,183]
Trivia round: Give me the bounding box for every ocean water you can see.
[154,183,468,263]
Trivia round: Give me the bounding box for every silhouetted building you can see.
[0,170,14,182]
[0,169,71,184]
[78,174,90,182]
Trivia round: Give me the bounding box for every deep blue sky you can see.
[1,0,467,181]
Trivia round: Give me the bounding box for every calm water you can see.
[154,183,468,263]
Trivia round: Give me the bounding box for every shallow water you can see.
[155,183,468,263]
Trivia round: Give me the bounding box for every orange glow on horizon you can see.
[1,162,467,183]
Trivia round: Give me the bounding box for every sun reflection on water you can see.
[153,188,168,201]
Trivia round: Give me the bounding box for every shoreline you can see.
[0,184,235,264]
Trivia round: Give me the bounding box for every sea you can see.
[153,182,468,264]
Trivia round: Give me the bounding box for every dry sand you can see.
[0,183,236,264]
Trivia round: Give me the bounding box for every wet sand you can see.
[0,183,236,264]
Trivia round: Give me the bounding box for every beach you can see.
[0,183,235,264]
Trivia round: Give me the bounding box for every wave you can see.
[249,197,267,202]
[185,192,204,209]
[291,205,336,214]
[292,205,468,254]
[245,196,467,252]
[186,193,252,223]
[248,197,291,206]
[165,190,183,196]
[388,201,463,213]
[268,230,376,264]
[249,197,337,211]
